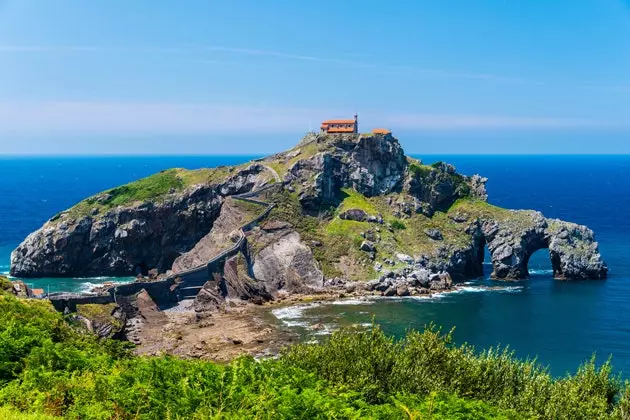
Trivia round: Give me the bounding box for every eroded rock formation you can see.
[476,210,607,280]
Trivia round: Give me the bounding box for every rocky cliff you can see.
[11,164,271,278]
[11,133,607,288]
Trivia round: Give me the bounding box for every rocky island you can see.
[9,131,608,352]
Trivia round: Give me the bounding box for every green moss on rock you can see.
[76,303,122,329]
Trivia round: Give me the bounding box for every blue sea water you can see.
[1,154,629,376]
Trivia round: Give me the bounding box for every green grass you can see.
[1,292,630,419]
[58,165,247,221]
[408,162,434,178]
[449,199,540,231]
[337,188,379,214]
[0,276,12,293]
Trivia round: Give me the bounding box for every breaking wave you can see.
[272,303,321,328]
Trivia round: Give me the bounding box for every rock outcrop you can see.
[10,165,268,278]
[286,133,407,210]
[249,222,324,294]
[477,210,607,280]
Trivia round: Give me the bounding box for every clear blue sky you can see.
[0,0,629,155]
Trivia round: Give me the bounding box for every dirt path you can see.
[262,164,281,183]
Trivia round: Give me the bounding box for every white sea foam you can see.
[529,269,554,275]
[454,286,488,293]
[271,303,321,328]
[454,285,524,294]
[500,286,524,293]
[331,297,373,306]
[77,278,133,293]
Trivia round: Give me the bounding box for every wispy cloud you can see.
[0,44,540,85]
[0,101,609,136]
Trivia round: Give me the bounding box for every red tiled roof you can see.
[321,119,356,124]
[372,128,391,134]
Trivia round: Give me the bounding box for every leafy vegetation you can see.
[390,219,407,231]
[1,292,630,419]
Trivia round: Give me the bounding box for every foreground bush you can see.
[0,293,628,419]
[282,325,629,419]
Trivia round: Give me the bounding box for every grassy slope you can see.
[0,292,627,419]
[57,165,247,221]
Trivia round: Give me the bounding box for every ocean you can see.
[2,154,629,376]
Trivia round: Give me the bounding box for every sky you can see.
[0,0,629,155]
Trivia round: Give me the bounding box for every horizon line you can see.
[2,153,630,158]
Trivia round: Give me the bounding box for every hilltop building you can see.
[372,128,391,135]
[321,114,358,134]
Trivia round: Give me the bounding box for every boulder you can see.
[360,241,376,253]
[429,272,453,290]
[396,285,410,297]
[424,228,443,240]
[396,253,414,264]
[339,208,368,222]
[367,214,384,224]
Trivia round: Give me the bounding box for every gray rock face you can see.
[171,197,256,273]
[470,174,489,201]
[193,254,272,316]
[360,241,376,252]
[405,162,476,212]
[547,219,608,280]
[424,228,443,240]
[11,165,267,278]
[250,225,324,294]
[287,133,407,210]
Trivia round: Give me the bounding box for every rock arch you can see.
[480,211,607,280]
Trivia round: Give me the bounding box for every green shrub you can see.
[391,219,406,231]
[282,324,624,419]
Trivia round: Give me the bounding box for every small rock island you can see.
[10,122,607,329]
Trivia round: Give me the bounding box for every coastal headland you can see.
[8,131,608,357]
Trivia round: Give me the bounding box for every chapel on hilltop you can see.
[320,114,359,134]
